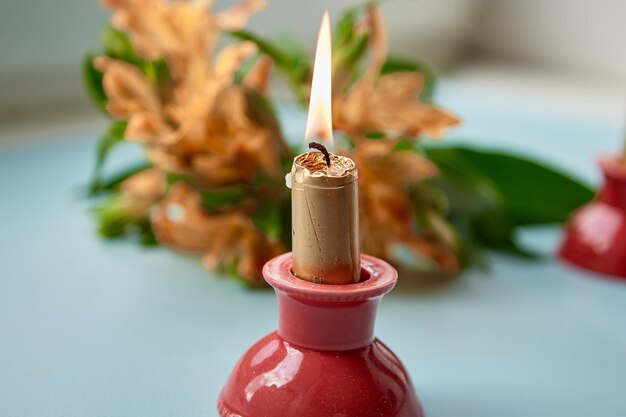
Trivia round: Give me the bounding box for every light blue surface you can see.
[1,86,626,417]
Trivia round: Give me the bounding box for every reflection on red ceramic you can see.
[559,156,626,279]
[218,253,424,417]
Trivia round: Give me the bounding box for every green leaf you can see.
[381,56,436,102]
[279,198,292,250]
[141,58,170,86]
[95,161,152,194]
[392,138,417,152]
[333,33,369,80]
[93,193,137,237]
[88,121,128,195]
[228,30,310,104]
[365,131,385,139]
[200,187,249,211]
[422,144,593,268]
[333,6,360,49]
[426,146,513,242]
[137,221,158,246]
[165,172,193,186]
[93,193,156,246]
[82,53,108,114]
[271,33,311,65]
[430,146,594,226]
[165,173,250,210]
[227,30,301,73]
[251,200,282,239]
[331,5,369,83]
[101,25,137,63]
[422,145,522,273]
[244,89,281,132]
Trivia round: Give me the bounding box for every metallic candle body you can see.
[290,151,360,284]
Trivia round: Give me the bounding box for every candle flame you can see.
[305,11,333,147]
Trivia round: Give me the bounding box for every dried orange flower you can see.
[333,5,460,140]
[94,0,286,186]
[93,0,288,284]
[350,140,458,274]
[331,5,461,275]
[151,183,283,284]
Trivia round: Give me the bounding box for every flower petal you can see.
[120,168,166,202]
[94,57,161,119]
[243,56,273,93]
[151,182,283,284]
[215,41,258,79]
[215,0,266,30]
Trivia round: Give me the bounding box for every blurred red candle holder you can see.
[559,156,626,279]
[218,253,424,417]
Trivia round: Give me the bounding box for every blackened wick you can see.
[308,142,331,167]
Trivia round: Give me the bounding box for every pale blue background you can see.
[1,84,626,416]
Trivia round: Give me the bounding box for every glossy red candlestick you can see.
[218,253,424,417]
[559,156,626,279]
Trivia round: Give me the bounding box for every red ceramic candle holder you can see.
[218,253,424,417]
[559,156,626,279]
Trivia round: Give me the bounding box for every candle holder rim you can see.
[263,252,397,302]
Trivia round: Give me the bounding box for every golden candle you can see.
[290,150,359,284]
[288,11,360,284]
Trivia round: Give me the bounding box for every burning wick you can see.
[308,142,331,167]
